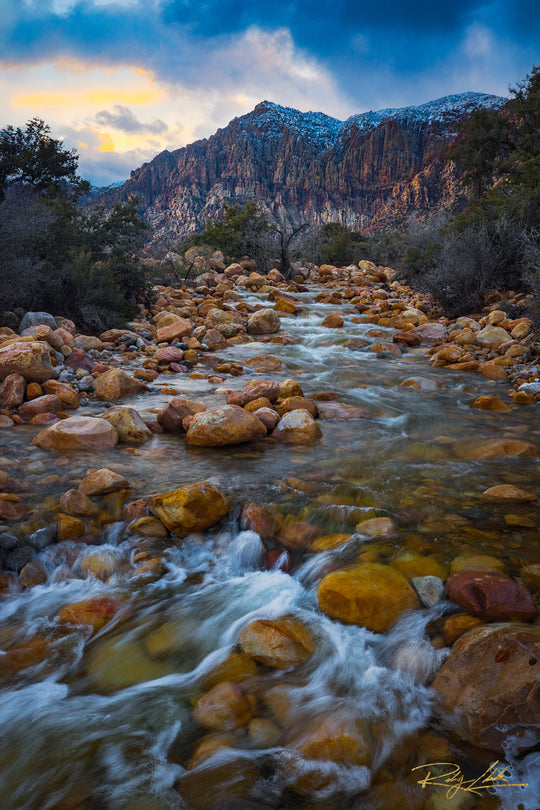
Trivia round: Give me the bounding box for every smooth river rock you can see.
[148,480,228,536]
[317,562,420,632]
[185,405,266,446]
[0,341,53,383]
[32,416,119,451]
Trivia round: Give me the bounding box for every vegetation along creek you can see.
[0,259,539,810]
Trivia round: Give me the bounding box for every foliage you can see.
[402,64,540,319]
[194,202,271,265]
[0,118,88,201]
[317,223,371,266]
[0,118,150,331]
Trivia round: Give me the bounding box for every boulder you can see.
[79,468,129,496]
[192,681,253,731]
[59,488,99,517]
[246,309,281,335]
[41,380,80,409]
[239,616,315,669]
[0,341,53,383]
[473,395,511,413]
[157,397,206,432]
[0,373,26,408]
[148,480,228,536]
[252,407,280,431]
[413,323,448,345]
[431,623,540,754]
[317,562,419,632]
[321,313,344,328]
[185,405,266,446]
[272,410,322,444]
[476,326,512,348]
[236,379,281,405]
[32,416,118,451]
[100,407,152,443]
[18,311,57,333]
[57,596,123,633]
[93,368,148,401]
[445,570,538,620]
[64,350,95,372]
[19,394,62,416]
[277,396,318,418]
[155,318,193,342]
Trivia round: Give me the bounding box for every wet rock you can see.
[479,361,507,381]
[279,521,321,552]
[272,410,322,444]
[192,681,253,731]
[0,341,53,383]
[56,513,86,541]
[41,379,79,408]
[19,394,62,416]
[154,346,185,364]
[246,309,281,335]
[79,468,129,496]
[411,576,445,607]
[240,503,278,541]
[202,652,260,690]
[276,396,318,418]
[0,636,51,676]
[248,718,281,747]
[79,549,120,580]
[317,562,419,632]
[0,373,26,408]
[100,407,153,443]
[157,397,206,432]
[87,635,173,691]
[93,368,148,401]
[449,554,506,574]
[4,543,35,573]
[458,438,538,459]
[391,551,447,580]
[32,416,119,452]
[59,488,99,517]
[446,570,538,620]
[148,480,228,536]
[238,616,315,669]
[19,559,48,588]
[321,313,344,328]
[442,614,485,645]
[288,714,371,766]
[236,379,281,405]
[129,517,168,537]
[251,407,279,431]
[479,484,536,502]
[245,354,286,373]
[185,406,266,446]
[279,379,303,398]
[57,596,124,633]
[431,623,540,754]
[0,415,14,428]
[355,516,396,537]
[473,395,511,412]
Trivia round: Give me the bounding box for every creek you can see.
[0,286,539,810]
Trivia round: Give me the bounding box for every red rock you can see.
[431,623,540,754]
[265,549,293,572]
[277,396,318,418]
[446,570,538,620]
[19,394,62,416]
[236,379,281,405]
[252,407,280,431]
[157,397,206,432]
[241,503,278,540]
[41,380,79,408]
[279,521,321,552]
[155,346,185,364]
[0,373,26,408]
[156,318,193,342]
[393,331,421,346]
[65,350,95,372]
[32,416,118,451]
[29,413,58,425]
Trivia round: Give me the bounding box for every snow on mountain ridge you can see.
[242,92,507,151]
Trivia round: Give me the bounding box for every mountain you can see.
[93,92,507,246]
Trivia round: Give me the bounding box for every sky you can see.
[1,0,538,186]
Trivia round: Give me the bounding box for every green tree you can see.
[0,117,88,201]
[195,202,271,265]
[317,223,371,266]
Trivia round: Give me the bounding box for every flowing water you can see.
[1,287,539,809]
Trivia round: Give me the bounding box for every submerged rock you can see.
[238,616,315,669]
[432,623,540,754]
[446,570,538,620]
[317,562,419,632]
[148,480,228,536]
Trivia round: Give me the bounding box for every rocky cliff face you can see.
[93,92,506,245]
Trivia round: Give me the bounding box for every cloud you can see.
[95,105,168,134]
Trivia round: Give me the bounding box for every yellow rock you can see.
[148,480,228,536]
[449,554,506,574]
[473,395,511,412]
[87,635,173,691]
[356,516,397,537]
[93,368,148,401]
[100,407,152,443]
[391,551,447,580]
[202,651,260,689]
[79,549,120,580]
[289,714,371,766]
[192,681,253,731]
[479,484,537,502]
[309,533,352,552]
[56,513,85,541]
[317,562,419,632]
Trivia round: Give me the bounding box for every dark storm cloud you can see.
[95,105,168,135]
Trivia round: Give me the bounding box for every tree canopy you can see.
[0,117,88,201]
